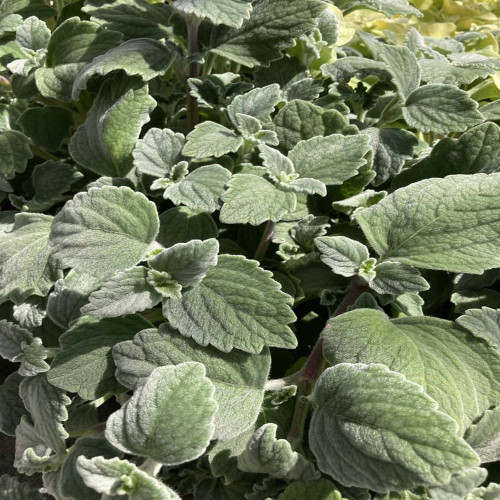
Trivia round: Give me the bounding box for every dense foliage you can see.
[2,0,500,498]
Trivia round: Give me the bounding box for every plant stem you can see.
[186,16,200,131]
[286,278,368,449]
[140,458,162,477]
[253,220,276,261]
[30,146,59,161]
[202,52,217,76]
[44,347,61,358]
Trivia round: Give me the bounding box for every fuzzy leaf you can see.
[370,261,429,295]
[174,0,252,28]
[210,0,325,67]
[220,174,297,225]
[278,479,342,500]
[309,363,479,492]
[322,309,500,434]
[428,468,488,500]
[419,59,492,86]
[315,236,369,277]
[457,307,500,348]
[0,373,27,436]
[113,323,270,441]
[0,130,33,181]
[163,254,296,353]
[402,84,484,134]
[0,474,45,500]
[356,174,500,273]
[15,16,50,51]
[69,74,156,177]
[80,267,162,318]
[105,363,217,465]
[47,315,152,400]
[49,186,159,277]
[183,121,244,159]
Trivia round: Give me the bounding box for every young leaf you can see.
[309,363,479,492]
[174,0,253,28]
[210,0,325,67]
[163,254,297,353]
[220,174,297,225]
[148,239,219,287]
[113,323,271,441]
[69,74,156,177]
[72,38,176,99]
[331,0,421,17]
[47,315,152,400]
[49,186,159,277]
[315,236,370,277]
[132,128,185,178]
[164,164,231,213]
[428,468,488,500]
[14,417,51,476]
[288,134,371,185]
[465,406,500,463]
[77,456,181,499]
[356,174,500,273]
[19,374,70,454]
[105,363,217,465]
[419,59,492,86]
[15,16,50,51]
[80,267,162,318]
[238,423,319,480]
[183,121,243,159]
[457,307,500,348]
[369,261,430,295]
[278,479,342,500]
[402,84,484,134]
[322,309,500,433]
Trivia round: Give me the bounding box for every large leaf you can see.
[0,129,33,180]
[210,0,325,67]
[72,38,176,99]
[356,174,500,273]
[49,186,159,278]
[69,74,156,177]
[288,134,370,186]
[113,323,271,440]
[309,363,479,492]
[0,373,27,436]
[163,254,297,353]
[47,315,152,400]
[322,309,500,434]
[105,363,217,465]
[174,0,252,28]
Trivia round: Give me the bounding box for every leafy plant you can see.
[1,0,500,498]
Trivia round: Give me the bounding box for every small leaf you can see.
[47,315,152,400]
[77,456,181,499]
[0,129,33,180]
[19,374,70,454]
[80,267,162,318]
[238,423,319,480]
[133,128,185,178]
[105,363,217,465]
[163,254,297,353]
[220,174,297,225]
[419,59,492,86]
[0,373,27,436]
[183,121,244,159]
[402,84,484,134]
[49,186,159,277]
[14,417,51,476]
[356,174,500,273]
[315,236,369,277]
[369,261,430,295]
[309,363,479,492]
[428,468,488,500]
[174,0,252,28]
[457,307,500,348]
[15,16,50,51]
[148,239,219,287]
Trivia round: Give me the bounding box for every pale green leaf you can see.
[465,406,500,463]
[0,129,33,181]
[70,74,156,177]
[322,309,500,433]
[370,261,429,295]
[19,373,70,454]
[146,270,183,299]
[419,59,492,86]
[457,307,500,348]
[164,164,231,213]
[288,134,370,185]
[47,315,152,400]
[133,128,185,178]
[428,468,487,500]
[321,57,391,83]
[148,239,219,287]
[332,189,387,215]
[113,323,270,440]
[309,363,479,492]
[15,16,50,51]
[35,63,84,102]
[356,174,500,273]
[77,456,181,499]
[0,14,23,37]
[210,0,325,67]
[286,177,327,196]
[174,0,252,28]
[49,186,159,277]
[80,267,162,318]
[452,289,500,315]
[0,373,27,436]
[183,121,243,159]
[329,0,421,17]
[402,84,484,134]
[315,236,369,277]
[259,143,295,179]
[220,174,296,225]
[106,363,217,465]
[279,480,342,500]
[363,127,418,185]
[14,417,51,476]
[466,483,500,500]
[238,423,319,480]
[163,254,296,353]
[46,17,123,67]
